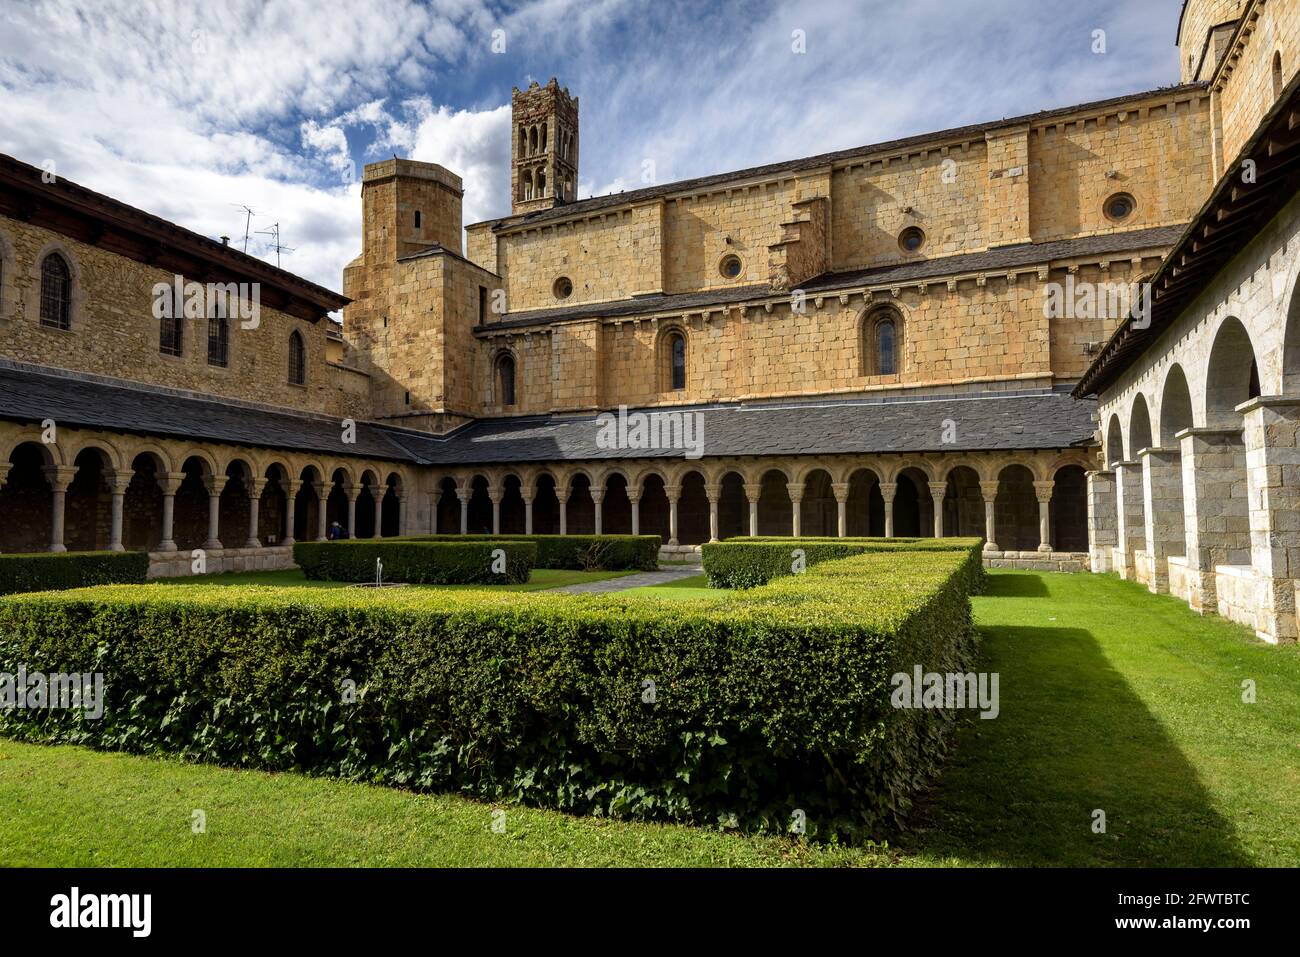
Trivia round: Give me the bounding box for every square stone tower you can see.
[511,78,579,215]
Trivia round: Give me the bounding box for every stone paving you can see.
[552,563,704,594]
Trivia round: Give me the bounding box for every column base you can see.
[108,543,125,553]
[983,541,998,553]
[1036,544,1052,553]
[48,544,67,553]
[202,540,223,551]
[157,540,177,553]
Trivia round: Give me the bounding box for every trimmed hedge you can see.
[703,537,986,589]
[0,540,981,842]
[403,534,660,571]
[0,551,149,596]
[293,541,535,585]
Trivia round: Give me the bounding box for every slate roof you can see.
[471,84,1206,233]
[479,225,1184,332]
[0,361,1097,467]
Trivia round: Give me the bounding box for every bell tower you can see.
[511,78,579,216]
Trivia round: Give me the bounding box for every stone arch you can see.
[1204,315,1261,428]
[492,347,518,406]
[893,465,929,537]
[566,471,596,534]
[1158,363,1195,444]
[0,441,57,552]
[28,240,86,329]
[846,465,884,537]
[1050,464,1089,552]
[756,467,793,536]
[798,467,836,537]
[532,471,560,534]
[124,442,174,475]
[944,464,984,538]
[602,470,632,534]
[498,472,526,534]
[465,473,493,534]
[1106,414,1125,467]
[632,465,671,493]
[859,303,906,376]
[1129,393,1154,457]
[63,435,125,473]
[994,463,1038,551]
[657,323,689,392]
[677,468,710,544]
[717,469,748,539]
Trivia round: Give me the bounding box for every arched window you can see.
[863,308,903,376]
[538,170,546,196]
[530,126,538,155]
[496,353,516,406]
[39,253,72,330]
[522,169,533,201]
[288,330,306,385]
[667,331,687,391]
[207,312,229,367]
[1274,51,1285,100]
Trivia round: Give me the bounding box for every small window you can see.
[288,330,306,385]
[207,313,229,367]
[876,320,896,375]
[414,210,422,229]
[497,353,516,406]
[39,253,72,330]
[159,311,183,356]
[719,255,742,279]
[1104,192,1136,222]
[478,285,488,325]
[553,276,573,300]
[864,309,903,376]
[898,227,926,253]
[1273,51,1285,100]
[669,332,686,391]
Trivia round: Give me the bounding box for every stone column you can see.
[1113,461,1146,580]
[743,483,760,536]
[0,465,7,553]
[203,475,227,550]
[246,478,265,548]
[929,481,948,539]
[705,484,721,542]
[107,471,131,552]
[1139,447,1184,594]
[1033,479,1054,553]
[43,466,77,553]
[282,479,299,547]
[157,471,184,552]
[665,484,681,546]
[557,487,569,535]
[832,482,849,537]
[372,488,384,538]
[787,483,803,537]
[457,487,470,535]
[1241,397,1300,644]
[1178,427,1248,615]
[489,488,503,535]
[313,482,328,541]
[345,483,360,539]
[1085,470,1116,573]
[980,480,999,552]
[628,490,641,535]
[395,486,407,537]
[522,489,534,535]
[881,483,896,538]
[591,487,604,535]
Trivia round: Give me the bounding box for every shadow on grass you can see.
[902,620,1250,866]
[981,572,1050,598]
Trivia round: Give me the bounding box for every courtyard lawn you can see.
[631,572,716,600]
[161,567,633,592]
[2,569,1297,867]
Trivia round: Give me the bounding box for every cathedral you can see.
[0,1,1297,640]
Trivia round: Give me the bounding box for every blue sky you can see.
[0,0,1186,290]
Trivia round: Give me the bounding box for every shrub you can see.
[702,537,985,590]
[403,534,660,571]
[0,541,981,842]
[0,551,149,596]
[293,540,535,585]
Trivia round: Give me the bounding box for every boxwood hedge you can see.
[703,537,985,589]
[294,540,535,585]
[0,551,149,596]
[403,534,659,571]
[0,541,981,841]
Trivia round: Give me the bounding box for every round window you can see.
[898,227,926,253]
[1105,193,1136,222]
[719,255,743,279]
[553,276,573,300]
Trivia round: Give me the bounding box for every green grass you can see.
[3,569,1297,867]
[632,572,717,601]
[161,567,632,592]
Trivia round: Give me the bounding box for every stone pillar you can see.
[666,484,681,546]
[787,483,803,537]
[979,480,999,552]
[0,465,7,552]
[158,471,184,552]
[557,487,569,536]
[1113,461,1146,580]
[43,466,76,553]
[832,482,849,538]
[457,488,470,535]
[1139,447,1184,594]
[313,482,328,541]
[929,481,948,539]
[395,486,407,537]
[246,478,265,548]
[107,472,131,552]
[203,475,227,550]
[591,488,604,536]
[372,488,384,538]
[881,484,896,538]
[1241,397,1300,644]
[1085,470,1116,572]
[345,484,360,539]
[522,489,534,535]
[1032,479,1054,553]
[705,484,721,542]
[1178,427,1249,616]
[744,483,760,536]
[628,491,641,536]
[489,488,503,535]
[282,479,299,547]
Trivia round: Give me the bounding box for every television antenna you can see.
[255,222,295,268]
[229,204,260,253]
